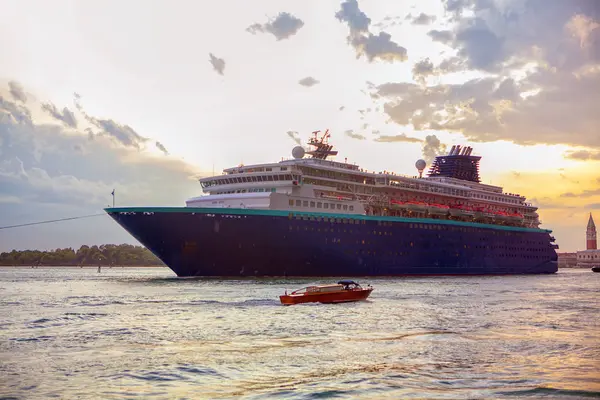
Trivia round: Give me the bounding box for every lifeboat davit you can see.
[279,280,373,305]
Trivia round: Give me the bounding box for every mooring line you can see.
[0,213,107,230]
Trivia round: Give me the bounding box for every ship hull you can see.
[105,207,558,277]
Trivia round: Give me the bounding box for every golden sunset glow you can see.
[1,0,599,252]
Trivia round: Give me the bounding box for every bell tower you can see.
[587,213,597,250]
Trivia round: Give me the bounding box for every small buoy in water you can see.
[97,266,101,273]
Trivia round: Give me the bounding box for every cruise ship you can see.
[105,130,559,277]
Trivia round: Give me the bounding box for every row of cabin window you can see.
[216,188,277,194]
[202,174,295,188]
[288,199,355,212]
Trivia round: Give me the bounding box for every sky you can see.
[1,0,599,253]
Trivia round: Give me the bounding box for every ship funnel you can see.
[454,145,461,156]
[449,145,456,155]
[467,147,472,156]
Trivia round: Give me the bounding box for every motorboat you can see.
[592,266,600,273]
[279,280,373,305]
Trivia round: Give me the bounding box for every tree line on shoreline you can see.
[0,244,164,267]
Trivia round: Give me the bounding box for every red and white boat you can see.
[279,280,373,305]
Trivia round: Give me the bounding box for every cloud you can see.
[344,130,366,140]
[530,197,576,210]
[41,102,77,128]
[586,203,600,209]
[298,77,320,87]
[409,13,437,25]
[412,58,435,83]
[0,81,203,251]
[370,1,600,150]
[336,0,408,62]
[421,134,447,164]
[155,141,168,155]
[208,53,225,75]
[86,116,147,149]
[1,95,32,125]
[374,133,422,143]
[8,81,27,103]
[372,71,600,148]
[286,130,301,145]
[246,12,304,41]
[564,150,600,161]
[560,189,600,198]
[427,29,454,44]
[339,106,345,111]
[335,0,371,34]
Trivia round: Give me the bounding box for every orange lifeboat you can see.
[279,280,373,305]
[405,201,428,213]
[428,203,450,215]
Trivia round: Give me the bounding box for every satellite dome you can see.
[292,146,305,159]
[415,159,426,171]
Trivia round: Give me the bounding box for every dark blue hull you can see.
[105,207,558,277]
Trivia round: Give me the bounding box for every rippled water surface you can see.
[1,267,599,399]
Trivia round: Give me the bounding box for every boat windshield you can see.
[337,280,361,290]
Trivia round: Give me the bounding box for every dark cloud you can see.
[246,12,304,40]
[409,13,437,25]
[564,150,600,161]
[155,141,169,155]
[412,58,435,83]
[86,116,147,149]
[286,130,301,145]
[298,77,320,87]
[208,53,225,75]
[0,82,202,251]
[455,17,505,71]
[442,0,600,72]
[336,0,408,63]
[339,106,345,111]
[371,1,600,150]
[374,133,422,143]
[428,30,454,44]
[1,94,32,125]
[344,130,366,140]
[351,32,408,62]
[41,103,77,128]
[8,81,27,103]
[335,0,371,34]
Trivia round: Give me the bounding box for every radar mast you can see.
[306,129,338,160]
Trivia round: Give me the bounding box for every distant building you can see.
[557,252,577,268]
[576,213,600,268]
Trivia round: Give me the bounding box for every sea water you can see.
[1,267,599,399]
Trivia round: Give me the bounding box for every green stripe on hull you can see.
[104,206,551,234]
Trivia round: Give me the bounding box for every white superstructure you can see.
[185,130,541,228]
